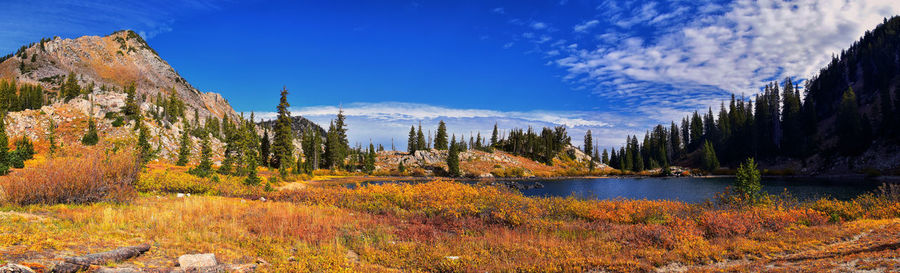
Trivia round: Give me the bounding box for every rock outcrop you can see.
[376,145,610,177]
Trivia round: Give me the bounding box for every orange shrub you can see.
[0,146,139,205]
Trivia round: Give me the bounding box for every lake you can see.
[345,177,884,203]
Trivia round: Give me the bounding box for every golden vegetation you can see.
[1,151,899,272]
[0,146,139,205]
[136,167,269,197]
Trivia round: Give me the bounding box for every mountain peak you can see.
[0,31,237,122]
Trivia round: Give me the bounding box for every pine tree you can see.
[407,125,417,153]
[434,120,448,150]
[217,118,238,175]
[416,123,426,151]
[837,87,863,155]
[81,117,99,146]
[601,149,609,165]
[189,133,213,177]
[689,111,704,149]
[301,128,321,174]
[447,135,460,177]
[781,79,803,157]
[14,137,34,161]
[734,157,762,204]
[259,129,271,167]
[137,118,153,164]
[491,123,499,146]
[176,122,192,166]
[669,121,682,160]
[244,156,261,185]
[701,140,720,172]
[61,72,81,101]
[272,86,294,168]
[48,119,58,158]
[123,83,139,119]
[365,142,376,174]
[583,130,593,156]
[0,113,8,174]
[323,121,343,170]
[334,108,350,159]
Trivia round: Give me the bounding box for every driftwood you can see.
[52,244,151,273]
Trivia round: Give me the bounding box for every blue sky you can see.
[2,0,899,150]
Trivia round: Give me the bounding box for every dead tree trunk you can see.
[52,244,151,273]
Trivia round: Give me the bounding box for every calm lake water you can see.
[346,177,883,203]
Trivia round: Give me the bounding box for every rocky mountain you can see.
[0,30,238,122]
[0,30,245,162]
[257,115,325,138]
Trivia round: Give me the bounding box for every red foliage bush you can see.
[0,147,139,205]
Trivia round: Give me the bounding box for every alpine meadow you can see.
[3,1,900,272]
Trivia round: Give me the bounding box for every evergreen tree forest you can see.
[602,16,900,172]
[0,80,45,111]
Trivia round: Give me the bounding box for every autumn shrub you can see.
[0,146,139,205]
[877,182,900,202]
[274,180,539,225]
[806,192,900,221]
[698,207,827,237]
[136,169,267,197]
[274,180,701,226]
[490,166,527,177]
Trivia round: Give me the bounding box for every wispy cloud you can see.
[573,20,599,33]
[530,21,548,30]
[255,102,639,151]
[502,0,900,129]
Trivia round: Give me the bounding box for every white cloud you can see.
[550,0,900,114]
[255,102,629,151]
[573,20,599,33]
[530,21,548,30]
[492,7,505,14]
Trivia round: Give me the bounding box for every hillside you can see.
[257,115,325,139]
[0,30,237,122]
[606,16,900,176]
[0,31,241,162]
[799,16,900,174]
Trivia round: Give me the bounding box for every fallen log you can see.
[52,244,151,273]
[65,244,151,266]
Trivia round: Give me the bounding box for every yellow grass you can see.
[2,159,900,272]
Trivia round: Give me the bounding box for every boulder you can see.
[177,253,218,269]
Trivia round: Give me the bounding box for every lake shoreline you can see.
[312,173,899,186]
